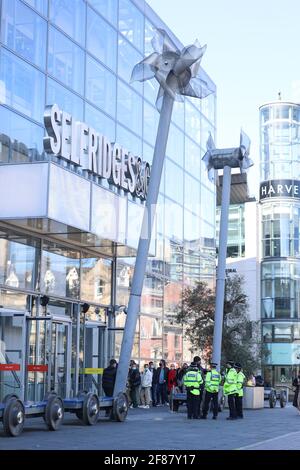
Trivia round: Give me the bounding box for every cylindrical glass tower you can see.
[259,100,300,387]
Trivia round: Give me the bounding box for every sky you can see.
[147,0,300,196]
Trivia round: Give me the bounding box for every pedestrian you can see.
[176,363,188,391]
[183,361,203,419]
[128,361,141,408]
[149,361,158,406]
[167,363,177,395]
[139,363,153,408]
[201,362,221,420]
[234,362,245,419]
[156,359,169,406]
[102,359,118,397]
[293,373,300,408]
[223,360,238,420]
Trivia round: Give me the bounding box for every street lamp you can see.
[114,29,214,396]
[202,130,253,369]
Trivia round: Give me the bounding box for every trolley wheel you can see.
[45,395,64,431]
[280,390,287,408]
[111,392,128,422]
[82,393,99,425]
[269,389,277,408]
[3,398,25,437]
[75,391,87,421]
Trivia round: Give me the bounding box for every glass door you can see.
[0,310,26,402]
[81,322,106,395]
[50,320,71,398]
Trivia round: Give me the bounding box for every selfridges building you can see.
[260,99,300,386]
[0,0,216,400]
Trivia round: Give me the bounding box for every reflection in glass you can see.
[23,0,48,15]
[86,55,116,118]
[119,0,144,52]
[81,255,112,305]
[47,78,84,121]
[42,243,80,299]
[48,26,84,95]
[87,7,117,72]
[1,0,47,69]
[117,80,142,137]
[118,35,143,95]
[85,103,116,142]
[0,231,39,290]
[49,0,86,46]
[0,48,45,123]
[88,0,117,26]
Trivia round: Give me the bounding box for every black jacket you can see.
[102,365,117,396]
[128,368,141,388]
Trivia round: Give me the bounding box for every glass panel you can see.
[166,123,184,167]
[0,231,39,290]
[27,319,50,401]
[262,324,272,342]
[185,173,200,215]
[165,159,183,204]
[116,124,142,155]
[81,255,112,305]
[119,0,144,52]
[141,274,163,316]
[185,100,200,144]
[41,243,80,299]
[88,0,117,26]
[185,136,201,179]
[86,55,116,118]
[143,101,159,146]
[116,260,134,306]
[50,322,67,396]
[118,34,143,95]
[23,0,48,15]
[164,199,183,243]
[87,6,117,72]
[117,80,142,136]
[48,26,84,95]
[1,0,47,69]
[49,0,86,45]
[0,106,45,163]
[0,48,45,123]
[201,185,215,226]
[85,103,115,142]
[139,316,163,361]
[184,210,200,244]
[47,78,84,121]
[0,289,28,310]
[0,314,24,399]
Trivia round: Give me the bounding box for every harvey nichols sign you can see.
[43,104,150,200]
[260,179,300,201]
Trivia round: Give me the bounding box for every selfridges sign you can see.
[260,179,300,201]
[43,104,150,200]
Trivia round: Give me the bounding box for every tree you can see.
[172,274,263,377]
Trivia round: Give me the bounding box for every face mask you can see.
[132,366,136,370]
[144,367,148,370]
[159,363,162,367]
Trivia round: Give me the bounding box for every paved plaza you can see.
[1,403,300,450]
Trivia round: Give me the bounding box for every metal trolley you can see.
[0,306,128,437]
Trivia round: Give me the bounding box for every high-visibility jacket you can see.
[236,371,245,397]
[223,367,237,395]
[205,369,221,393]
[183,368,203,396]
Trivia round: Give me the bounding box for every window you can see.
[0,230,40,290]
[165,159,183,205]
[88,0,117,26]
[81,255,112,305]
[86,55,116,118]
[1,0,47,69]
[87,7,117,72]
[116,124,142,156]
[119,0,144,52]
[0,48,45,122]
[23,0,48,16]
[185,137,201,180]
[0,106,45,163]
[166,123,184,167]
[118,34,143,95]
[47,78,84,122]
[117,80,142,136]
[49,0,86,46]
[185,100,200,144]
[85,103,115,143]
[41,243,80,299]
[48,26,84,95]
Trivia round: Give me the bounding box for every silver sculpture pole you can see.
[202,131,253,369]
[114,29,213,396]
[212,164,231,365]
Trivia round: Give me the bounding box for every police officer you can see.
[234,362,245,418]
[223,361,238,420]
[183,361,203,419]
[201,362,221,420]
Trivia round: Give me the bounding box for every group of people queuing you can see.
[101,357,247,420]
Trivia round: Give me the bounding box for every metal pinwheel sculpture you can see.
[131,28,213,110]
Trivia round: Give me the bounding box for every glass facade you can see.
[216,204,245,258]
[0,0,216,366]
[260,101,300,385]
